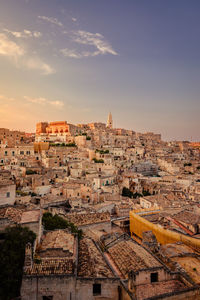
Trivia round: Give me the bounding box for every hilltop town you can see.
[0,114,200,300]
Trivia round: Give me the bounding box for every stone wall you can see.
[21,276,121,300]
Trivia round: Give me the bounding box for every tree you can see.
[0,226,36,300]
[122,187,134,198]
[42,212,83,239]
[142,189,151,196]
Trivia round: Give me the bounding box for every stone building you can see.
[21,230,124,300]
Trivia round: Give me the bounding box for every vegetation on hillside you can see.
[122,187,151,198]
[92,158,104,163]
[95,149,109,154]
[50,142,77,147]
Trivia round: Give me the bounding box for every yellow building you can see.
[129,210,200,252]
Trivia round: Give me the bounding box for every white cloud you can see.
[33,31,42,38]
[72,17,77,22]
[61,30,118,58]
[4,28,42,38]
[60,48,81,59]
[75,31,118,55]
[0,33,25,58]
[0,33,54,75]
[38,16,63,27]
[24,96,64,108]
[24,57,55,75]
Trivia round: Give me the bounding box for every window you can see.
[93,283,101,295]
[12,151,15,156]
[43,297,53,300]
[151,272,158,283]
[4,151,7,156]
[6,192,10,198]
[20,151,24,155]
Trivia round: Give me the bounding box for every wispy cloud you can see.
[38,15,63,27]
[0,33,25,58]
[60,48,82,59]
[4,28,42,38]
[0,94,15,102]
[0,33,54,75]
[24,57,55,75]
[72,17,77,22]
[24,96,64,108]
[61,30,118,58]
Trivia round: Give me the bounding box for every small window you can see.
[93,283,101,295]
[151,272,158,283]
[43,297,53,300]
[5,151,7,156]
[6,192,10,198]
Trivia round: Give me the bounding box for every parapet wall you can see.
[129,211,200,252]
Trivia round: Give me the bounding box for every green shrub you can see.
[26,169,37,175]
[42,212,83,239]
[92,158,104,163]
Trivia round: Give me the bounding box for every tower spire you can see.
[106,112,113,129]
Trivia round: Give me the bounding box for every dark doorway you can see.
[93,283,101,295]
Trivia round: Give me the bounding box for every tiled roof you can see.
[40,230,75,255]
[0,207,24,223]
[173,210,200,225]
[26,258,74,275]
[66,212,110,226]
[108,240,161,278]
[78,238,113,278]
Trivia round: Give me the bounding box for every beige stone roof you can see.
[25,230,75,276]
[40,230,74,254]
[65,212,110,226]
[78,238,113,278]
[160,242,196,258]
[136,280,185,300]
[173,210,200,225]
[108,240,161,278]
[26,258,74,276]
[0,207,24,223]
[20,210,40,224]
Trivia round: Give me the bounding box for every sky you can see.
[0,0,199,141]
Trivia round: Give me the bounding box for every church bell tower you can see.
[106,112,113,129]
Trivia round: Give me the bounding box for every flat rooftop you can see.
[40,230,75,254]
[20,210,40,224]
[136,280,185,300]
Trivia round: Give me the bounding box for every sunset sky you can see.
[0,0,199,140]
